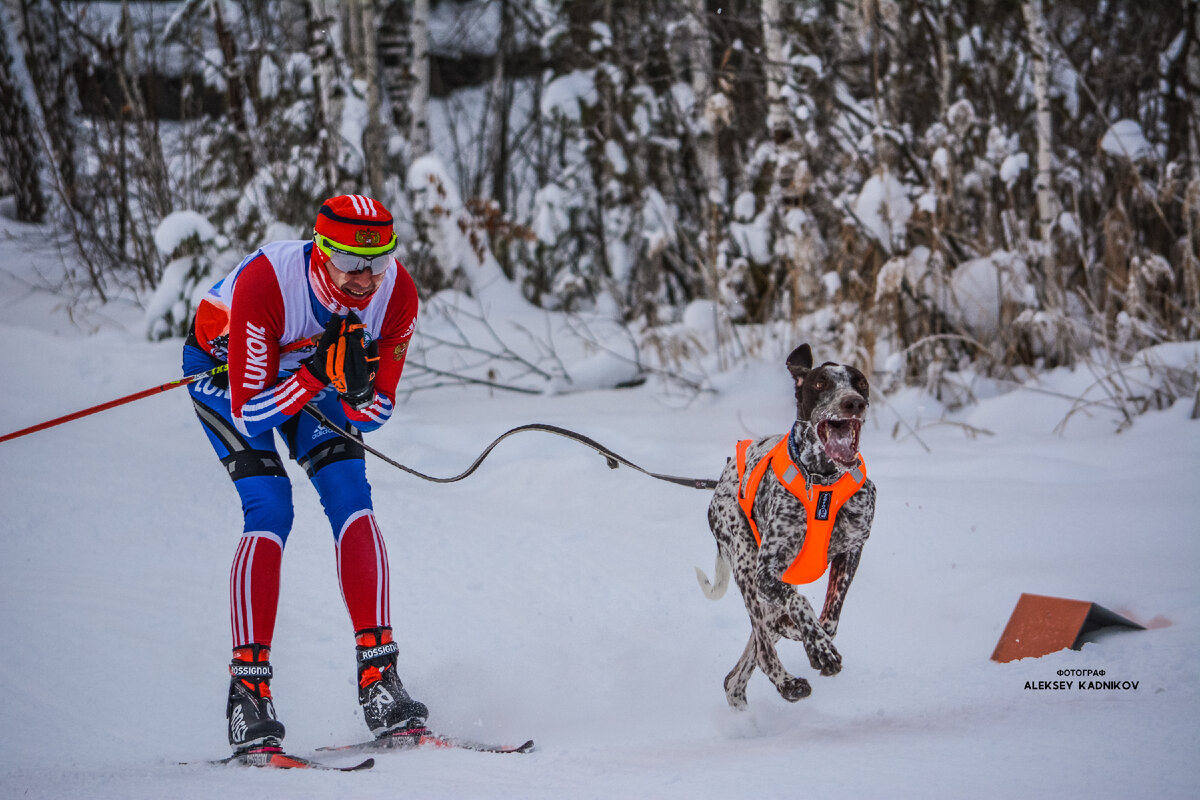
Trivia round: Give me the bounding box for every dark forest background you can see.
[0,0,1196,411]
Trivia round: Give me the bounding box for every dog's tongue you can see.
[820,420,860,466]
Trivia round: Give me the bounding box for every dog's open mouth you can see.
[817,417,862,466]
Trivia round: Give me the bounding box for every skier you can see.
[181,194,427,754]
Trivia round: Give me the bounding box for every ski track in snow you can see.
[1,218,1198,799]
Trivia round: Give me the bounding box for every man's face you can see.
[324,258,386,301]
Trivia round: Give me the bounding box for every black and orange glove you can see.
[340,311,379,411]
[302,314,350,391]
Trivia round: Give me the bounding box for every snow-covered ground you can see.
[1,209,1198,799]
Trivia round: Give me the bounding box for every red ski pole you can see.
[0,335,320,445]
[0,364,229,444]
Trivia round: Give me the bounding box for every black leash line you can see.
[301,403,719,490]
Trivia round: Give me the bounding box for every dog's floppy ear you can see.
[786,344,813,383]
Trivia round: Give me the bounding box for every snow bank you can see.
[153,210,217,258]
[948,250,1036,339]
[3,304,1197,799]
[1100,119,1156,162]
[853,170,913,253]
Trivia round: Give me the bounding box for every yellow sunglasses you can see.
[314,231,398,275]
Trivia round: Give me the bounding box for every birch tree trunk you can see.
[688,0,719,204]
[378,1,413,145]
[487,0,512,208]
[409,0,431,156]
[359,0,386,198]
[345,0,365,73]
[760,0,790,142]
[307,0,341,193]
[1022,0,1058,293]
[686,0,729,367]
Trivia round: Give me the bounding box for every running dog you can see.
[697,344,875,709]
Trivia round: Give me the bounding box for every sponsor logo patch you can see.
[359,643,399,661]
[243,322,270,390]
[231,663,272,678]
[815,490,833,521]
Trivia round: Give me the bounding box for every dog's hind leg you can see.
[723,633,758,709]
[695,551,730,600]
[725,626,812,707]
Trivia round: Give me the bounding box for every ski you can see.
[317,725,534,756]
[204,744,375,771]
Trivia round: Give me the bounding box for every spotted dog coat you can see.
[697,344,876,709]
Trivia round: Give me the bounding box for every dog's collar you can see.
[788,422,855,489]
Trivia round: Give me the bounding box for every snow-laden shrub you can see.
[144,210,221,341]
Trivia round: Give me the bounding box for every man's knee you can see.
[310,458,372,537]
[222,449,288,481]
[297,435,365,479]
[236,474,295,541]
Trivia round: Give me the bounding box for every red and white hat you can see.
[314,194,394,249]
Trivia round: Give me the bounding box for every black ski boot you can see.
[226,645,286,752]
[355,628,428,737]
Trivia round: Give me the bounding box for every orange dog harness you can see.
[736,437,867,585]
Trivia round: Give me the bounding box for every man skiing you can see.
[182,194,427,754]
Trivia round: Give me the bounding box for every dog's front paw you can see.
[819,616,838,638]
[806,638,842,676]
[779,676,812,702]
[819,655,842,677]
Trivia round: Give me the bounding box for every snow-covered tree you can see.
[4,0,1193,412]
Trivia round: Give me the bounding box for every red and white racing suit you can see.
[183,240,417,648]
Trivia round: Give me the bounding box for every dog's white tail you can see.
[695,553,730,600]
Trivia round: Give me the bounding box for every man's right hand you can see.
[302,314,349,391]
[339,312,379,411]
